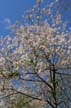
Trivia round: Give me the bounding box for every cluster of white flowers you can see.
[0,57,5,66]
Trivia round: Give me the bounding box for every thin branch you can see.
[56,72,71,76]
[1,87,54,107]
[0,92,18,100]
[34,71,53,89]
[19,77,44,82]
[13,89,54,108]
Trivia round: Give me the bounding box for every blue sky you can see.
[0,0,71,36]
[0,0,35,36]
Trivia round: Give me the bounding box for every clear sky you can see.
[0,0,71,36]
[0,0,35,36]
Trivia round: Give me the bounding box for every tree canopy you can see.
[0,0,71,108]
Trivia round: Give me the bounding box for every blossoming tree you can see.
[0,0,71,108]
